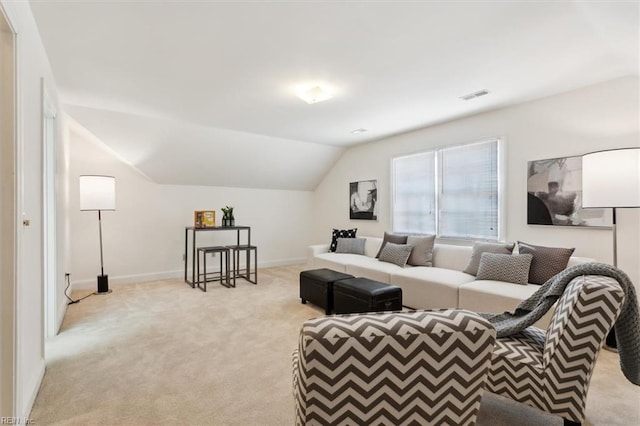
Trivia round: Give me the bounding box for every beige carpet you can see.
[31,265,639,425]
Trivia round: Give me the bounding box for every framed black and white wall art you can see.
[349,180,378,220]
[527,155,612,227]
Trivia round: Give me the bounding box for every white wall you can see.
[0,0,66,419]
[67,118,314,288]
[312,76,640,287]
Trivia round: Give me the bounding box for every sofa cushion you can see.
[431,244,473,271]
[363,237,383,258]
[345,256,411,284]
[406,235,436,266]
[458,279,555,329]
[476,253,533,285]
[463,242,515,276]
[517,241,575,284]
[335,237,366,255]
[375,232,408,258]
[391,267,475,310]
[379,242,413,267]
[329,228,357,252]
[313,252,362,272]
[567,256,596,267]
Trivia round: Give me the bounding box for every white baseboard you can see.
[259,257,306,268]
[70,258,306,290]
[70,270,184,290]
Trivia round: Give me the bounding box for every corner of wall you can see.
[56,297,67,335]
[21,361,44,420]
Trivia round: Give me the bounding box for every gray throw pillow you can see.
[517,241,575,285]
[463,241,516,276]
[329,228,357,252]
[378,242,413,267]
[335,237,366,255]
[476,253,533,285]
[406,235,436,266]
[375,232,408,258]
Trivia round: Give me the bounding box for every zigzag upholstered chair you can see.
[292,309,497,425]
[485,275,625,426]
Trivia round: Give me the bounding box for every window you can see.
[392,139,501,240]
[392,151,436,234]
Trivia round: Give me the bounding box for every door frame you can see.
[42,81,57,339]
[0,2,17,418]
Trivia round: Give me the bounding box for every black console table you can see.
[184,226,251,287]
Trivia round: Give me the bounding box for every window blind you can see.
[392,151,436,234]
[438,140,499,239]
[392,139,500,240]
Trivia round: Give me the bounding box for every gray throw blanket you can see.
[480,262,640,386]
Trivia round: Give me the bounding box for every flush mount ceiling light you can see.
[298,86,333,104]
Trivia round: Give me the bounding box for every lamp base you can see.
[95,274,112,295]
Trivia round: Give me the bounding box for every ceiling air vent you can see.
[460,89,490,101]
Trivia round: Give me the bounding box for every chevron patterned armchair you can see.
[485,275,625,426]
[292,309,497,426]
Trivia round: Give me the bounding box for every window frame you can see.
[391,137,505,242]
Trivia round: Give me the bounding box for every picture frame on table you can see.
[194,210,216,228]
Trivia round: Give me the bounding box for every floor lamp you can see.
[582,147,640,350]
[80,175,116,295]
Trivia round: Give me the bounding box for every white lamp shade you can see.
[582,148,640,208]
[79,175,116,211]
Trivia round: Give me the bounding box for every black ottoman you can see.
[300,269,354,315]
[333,277,403,314]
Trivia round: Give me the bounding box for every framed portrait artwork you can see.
[527,156,612,227]
[349,180,378,220]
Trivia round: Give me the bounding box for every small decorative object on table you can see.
[194,210,216,228]
[221,206,235,227]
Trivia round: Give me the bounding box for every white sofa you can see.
[307,236,593,328]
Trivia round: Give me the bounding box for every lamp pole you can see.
[96,209,110,294]
[98,210,104,276]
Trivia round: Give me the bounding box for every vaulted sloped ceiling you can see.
[30,0,638,190]
[65,105,344,189]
